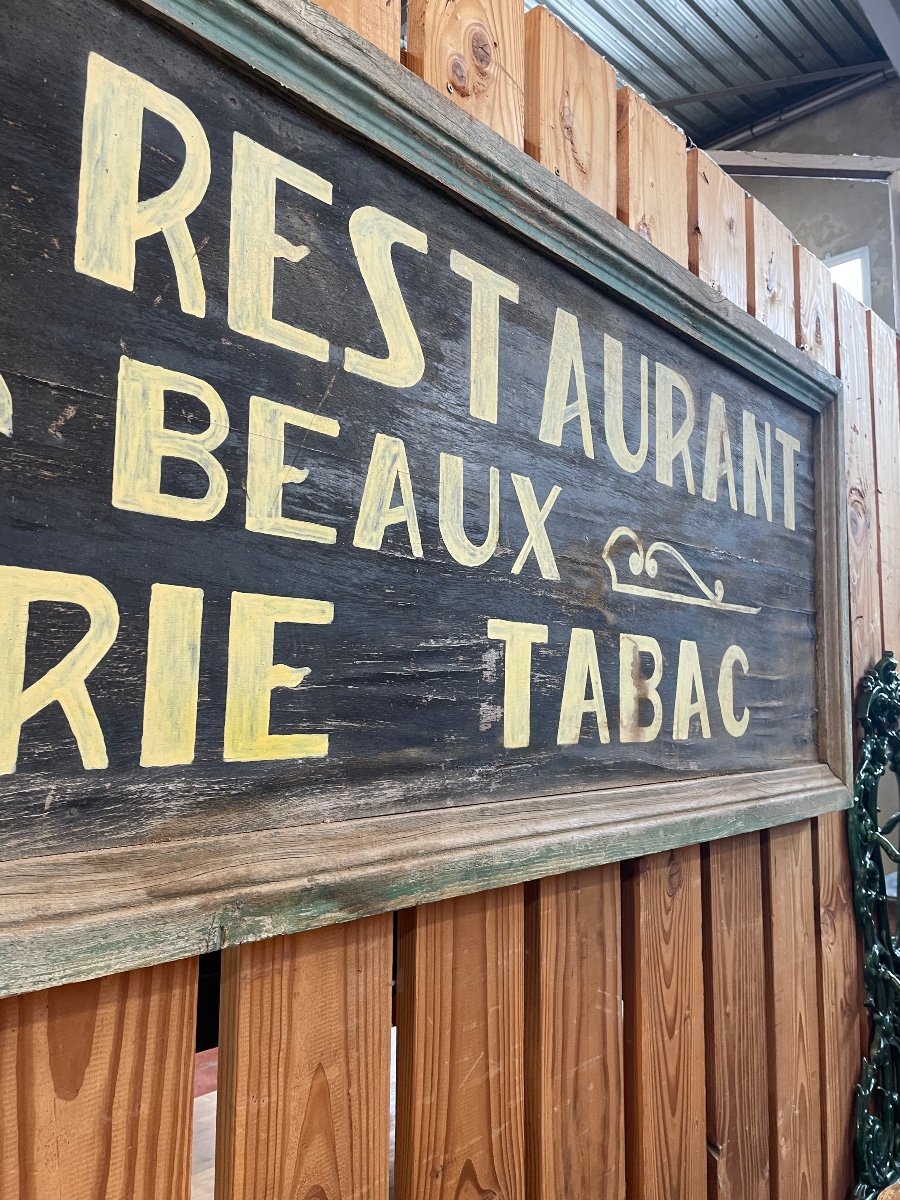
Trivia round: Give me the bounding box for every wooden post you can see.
[524,868,624,1200]
[746,198,795,341]
[395,887,525,1200]
[406,0,525,147]
[763,822,824,1200]
[687,149,748,308]
[622,848,706,1200]
[617,88,688,266]
[524,6,616,212]
[312,0,401,59]
[215,916,392,1200]
[0,960,197,1200]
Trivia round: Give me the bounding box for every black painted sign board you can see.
[0,0,849,992]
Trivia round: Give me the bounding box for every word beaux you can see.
[76,54,801,531]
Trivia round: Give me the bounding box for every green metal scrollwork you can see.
[851,651,900,1199]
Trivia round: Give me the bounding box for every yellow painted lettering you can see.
[486,618,548,749]
[557,627,610,745]
[75,54,210,316]
[229,132,331,362]
[141,584,203,767]
[776,427,801,530]
[539,308,594,458]
[718,644,750,737]
[438,453,500,567]
[449,250,519,423]
[655,363,696,493]
[604,335,649,473]
[246,395,339,543]
[619,632,663,743]
[742,410,772,521]
[0,567,118,774]
[672,639,711,740]
[344,206,427,387]
[353,433,422,556]
[112,357,229,522]
[510,474,561,580]
[701,392,737,509]
[223,591,332,762]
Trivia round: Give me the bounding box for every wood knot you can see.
[665,853,683,896]
[468,23,493,73]
[560,98,575,139]
[448,53,470,96]
[727,216,736,236]
[815,314,823,345]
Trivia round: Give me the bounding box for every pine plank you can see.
[407,0,525,147]
[395,886,525,1200]
[523,867,624,1200]
[0,959,197,1200]
[702,834,769,1200]
[313,0,400,58]
[687,149,748,308]
[616,88,689,267]
[215,915,392,1200]
[746,198,795,343]
[794,244,837,373]
[762,821,823,1200]
[622,847,705,1200]
[838,285,883,677]
[869,310,900,648]
[524,6,616,213]
[813,810,864,1200]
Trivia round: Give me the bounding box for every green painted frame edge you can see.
[0,765,848,996]
[0,0,851,995]
[135,0,838,412]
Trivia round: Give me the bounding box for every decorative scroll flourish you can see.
[851,652,900,1200]
[600,526,760,615]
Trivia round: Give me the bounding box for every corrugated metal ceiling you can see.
[537,0,886,144]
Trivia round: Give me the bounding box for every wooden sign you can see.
[0,0,848,992]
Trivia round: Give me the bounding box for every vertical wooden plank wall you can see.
[4,2,892,1200]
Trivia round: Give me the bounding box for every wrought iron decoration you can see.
[851,652,900,1199]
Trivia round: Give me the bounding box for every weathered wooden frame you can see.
[0,0,850,996]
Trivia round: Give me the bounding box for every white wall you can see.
[729,80,899,326]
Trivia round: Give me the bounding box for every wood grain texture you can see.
[0,958,196,1200]
[406,0,525,146]
[813,810,863,1200]
[795,245,837,374]
[216,915,392,1200]
[524,6,615,213]
[395,887,525,1200]
[868,310,900,649]
[617,88,689,267]
[762,821,823,1200]
[838,285,884,679]
[622,847,705,1200]
[524,867,624,1200]
[702,834,769,1200]
[312,0,399,58]
[746,198,795,343]
[687,149,748,308]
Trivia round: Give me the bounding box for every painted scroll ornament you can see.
[600,526,760,615]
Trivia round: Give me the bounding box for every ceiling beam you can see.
[856,0,900,77]
[661,61,891,108]
[709,150,900,180]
